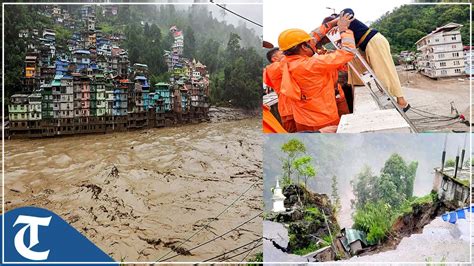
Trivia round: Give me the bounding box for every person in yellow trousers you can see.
[341,8,410,111]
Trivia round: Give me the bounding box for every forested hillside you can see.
[371,3,471,53]
[3,3,262,109]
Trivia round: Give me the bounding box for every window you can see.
[452,44,456,49]
[440,62,446,67]
[454,61,460,66]
[452,52,459,57]
[452,36,456,40]
[441,70,447,75]
[455,69,461,73]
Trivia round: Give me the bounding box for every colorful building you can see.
[155,82,172,112]
[41,84,54,119]
[8,94,30,121]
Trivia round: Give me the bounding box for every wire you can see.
[240,238,261,262]
[156,180,258,262]
[409,107,457,119]
[202,238,262,262]
[159,211,263,261]
[210,0,263,28]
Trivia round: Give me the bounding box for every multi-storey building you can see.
[8,94,30,122]
[416,23,465,78]
[41,84,54,119]
[113,79,129,116]
[90,74,106,116]
[27,94,42,120]
[59,76,74,118]
[155,82,172,112]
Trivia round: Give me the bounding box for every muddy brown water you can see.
[3,117,263,262]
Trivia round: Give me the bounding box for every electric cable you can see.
[209,0,263,27]
[202,238,262,262]
[159,211,263,261]
[156,180,258,261]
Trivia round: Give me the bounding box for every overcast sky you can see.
[167,0,263,34]
[263,0,411,46]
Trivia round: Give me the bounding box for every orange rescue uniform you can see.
[265,29,357,131]
[263,64,296,132]
[262,104,287,133]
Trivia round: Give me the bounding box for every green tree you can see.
[371,4,470,53]
[353,201,393,243]
[293,155,316,187]
[352,154,418,209]
[331,175,341,214]
[280,138,306,186]
[184,26,196,59]
[350,165,377,209]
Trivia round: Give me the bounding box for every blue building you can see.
[135,76,150,110]
[55,59,70,76]
[155,82,172,112]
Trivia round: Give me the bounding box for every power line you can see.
[240,238,261,262]
[202,238,262,262]
[210,0,263,28]
[160,211,263,261]
[224,242,262,262]
[156,180,258,262]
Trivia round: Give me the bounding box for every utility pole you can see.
[326,7,336,15]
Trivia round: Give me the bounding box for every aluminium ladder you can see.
[325,27,418,132]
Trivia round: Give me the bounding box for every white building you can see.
[272,179,286,213]
[28,94,42,120]
[415,23,465,78]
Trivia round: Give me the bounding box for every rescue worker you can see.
[262,104,287,133]
[266,47,284,63]
[341,8,410,111]
[320,16,352,116]
[264,12,356,132]
[264,47,297,132]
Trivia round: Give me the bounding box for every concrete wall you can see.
[337,86,412,133]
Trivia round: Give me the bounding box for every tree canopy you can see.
[351,153,419,243]
[371,4,470,53]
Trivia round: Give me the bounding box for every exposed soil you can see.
[397,67,470,132]
[208,106,260,123]
[357,199,452,256]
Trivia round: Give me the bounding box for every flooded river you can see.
[4,116,262,262]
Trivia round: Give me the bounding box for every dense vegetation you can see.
[371,3,471,53]
[3,3,263,109]
[277,139,338,256]
[351,154,420,243]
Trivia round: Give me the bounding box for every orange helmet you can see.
[278,28,313,51]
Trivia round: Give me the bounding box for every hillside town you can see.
[7,5,210,139]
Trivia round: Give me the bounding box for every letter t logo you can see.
[13,215,52,261]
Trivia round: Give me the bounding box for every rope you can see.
[156,180,258,261]
[202,238,262,262]
[209,0,263,27]
[159,211,263,261]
